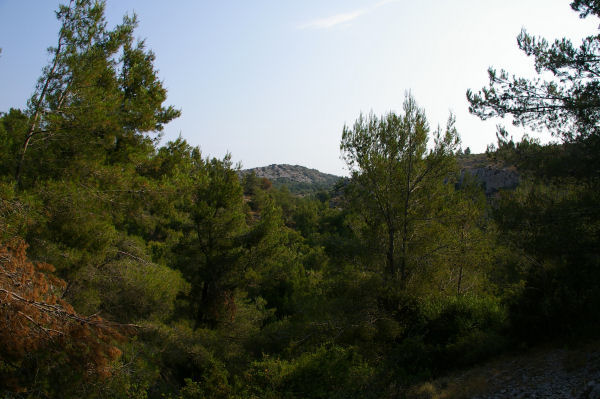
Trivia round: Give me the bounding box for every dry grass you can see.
[406,375,490,399]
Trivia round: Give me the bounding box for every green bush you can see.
[244,345,374,399]
[424,295,508,369]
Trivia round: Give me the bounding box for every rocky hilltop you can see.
[240,164,341,195]
[243,164,340,184]
[242,155,520,196]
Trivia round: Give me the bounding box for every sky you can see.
[0,0,598,176]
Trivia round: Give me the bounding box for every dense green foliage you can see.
[468,0,600,342]
[265,178,337,196]
[0,1,597,397]
[341,96,460,283]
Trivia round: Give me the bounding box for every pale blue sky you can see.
[0,1,597,175]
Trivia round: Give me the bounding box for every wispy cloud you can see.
[374,0,400,7]
[300,9,367,30]
[300,0,400,30]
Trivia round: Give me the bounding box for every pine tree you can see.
[14,0,179,187]
[340,93,459,283]
[467,1,600,138]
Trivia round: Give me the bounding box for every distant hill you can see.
[457,153,520,195]
[241,155,519,197]
[240,164,342,195]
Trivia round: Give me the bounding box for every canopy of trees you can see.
[341,95,459,283]
[0,1,597,398]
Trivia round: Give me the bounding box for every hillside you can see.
[242,155,519,197]
[240,164,342,195]
[457,153,520,195]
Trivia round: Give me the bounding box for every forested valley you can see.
[1,1,599,398]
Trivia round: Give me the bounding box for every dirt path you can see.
[406,341,600,399]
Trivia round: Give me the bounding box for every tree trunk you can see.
[15,1,73,187]
[387,226,395,278]
[400,130,414,284]
[457,265,463,296]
